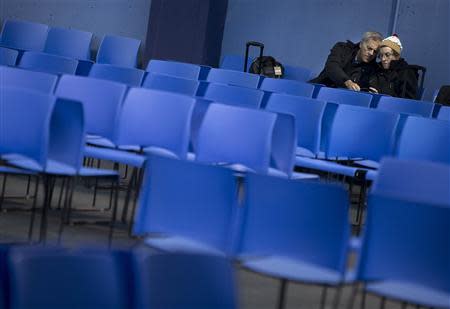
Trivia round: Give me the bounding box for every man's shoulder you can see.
[332,40,358,50]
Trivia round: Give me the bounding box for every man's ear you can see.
[359,42,362,49]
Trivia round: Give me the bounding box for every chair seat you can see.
[0,165,36,175]
[295,156,359,177]
[353,159,380,169]
[295,147,316,158]
[78,166,119,178]
[4,156,77,175]
[143,146,179,160]
[366,280,450,308]
[144,235,226,257]
[240,256,346,285]
[365,169,378,181]
[84,145,146,168]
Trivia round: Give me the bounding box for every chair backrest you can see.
[371,157,450,206]
[357,158,450,298]
[196,103,277,174]
[0,66,58,93]
[146,59,201,80]
[266,94,327,156]
[44,26,93,60]
[395,116,450,164]
[316,87,373,107]
[270,112,296,177]
[436,105,450,121]
[326,105,400,161]
[259,78,314,97]
[134,253,237,309]
[88,63,145,87]
[220,54,251,72]
[376,96,434,117]
[19,51,78,75]
[8,248,131,309]
[142,73,200,96]
[96,34,141,68]
[200,83,264,108]
[206,68,260,89]
[0,19,48,51]
[133,154,238,255]
[55,75,128,141]
[236,173,350,273]
[115,88,195,159]
[282,64,313,82]
[0,46,18,66]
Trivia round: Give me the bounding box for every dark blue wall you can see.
[221,0,449,100]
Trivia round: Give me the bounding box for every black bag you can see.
[435,85,450,106]
[244,41,284,78]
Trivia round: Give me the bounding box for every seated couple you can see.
[310,31,419,99]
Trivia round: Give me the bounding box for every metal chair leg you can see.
[108,178,120,248]
[277,279,288,309]
[320,285,328,309]
[27,177,40,242]
[332,285,342,309]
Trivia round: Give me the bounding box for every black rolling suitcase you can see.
[244,41,284,78]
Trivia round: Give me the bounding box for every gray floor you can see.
[0,172,414,309]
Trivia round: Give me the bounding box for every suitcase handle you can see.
[244,41,264,73]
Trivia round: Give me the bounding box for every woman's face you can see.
[378,46,400,69]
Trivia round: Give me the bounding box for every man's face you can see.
[358,39,380,63]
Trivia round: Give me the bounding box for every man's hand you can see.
[368,87,379,94]
[344,80,361,91]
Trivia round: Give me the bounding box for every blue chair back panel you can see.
[96,35,141,68]
[396,116,450,164]
[55,75,127,140]
[206,68,260,89]
[317,87,372,107]
[146,59,201,80]
[436,105,450,121]
[0,46,18,66]
[282,64,313,82]
[19,51,78,75]
[372,157,450,207]
[237,173,350,271]
[201,83,264,108]
[0,19,48,51]
[377,96,434,117]
[135,253,237,309]
[266,94,327,155]
[270,112,296,176]
[8,249,130,309]
[259,78,314,97]
[44,27,93,60]
[196,103,276,174]
[116,88,195,159]
[0,66,57,93]
[142,73,200,96]
[0,88,53,166]
[89,63,144,87]
[133,155,237,254]
[327,105,400,161]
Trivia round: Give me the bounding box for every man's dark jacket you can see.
[369,58,418,99]
[310,41,378,89]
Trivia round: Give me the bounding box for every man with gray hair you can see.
[310,31,383,91]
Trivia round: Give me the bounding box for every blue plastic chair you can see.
[395,116,450,164]
[283,64,313,82]
[0,46,18,66]
[133,154,238,256]
[96,34,141,68]
[352,157,450,309]
[134,253,238,309]
[266,94,328,158]
[316,87,373,107]
[376,96,435,117]
[235,173,351,309]
[206,68,261,89]
[55,75,128,143]
[436,105,450,121]
[220,54,251,72]
[18,51,78,75]
[8,248,132,309]
[0,66,58,93]
[146,59,202,80]
[0,19,48,52]
[199,82,264,108]
[44,26,92,60]
[259,78,315,97]
[142,73,200,96]
[89,63,145,86]
[195,103,276,175]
